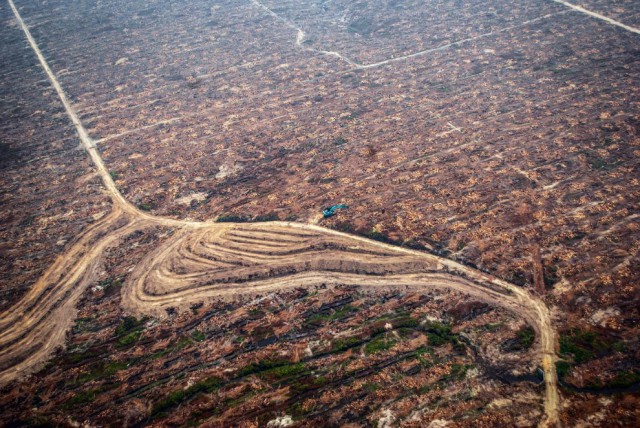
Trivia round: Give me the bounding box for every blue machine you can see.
[322,204,349,218]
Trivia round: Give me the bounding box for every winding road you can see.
[3,0,560,426]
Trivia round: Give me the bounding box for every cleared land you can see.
[0,0,561,425]
[1,0,639,426]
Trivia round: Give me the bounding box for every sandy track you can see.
[250,0,640,72]
[4,0,559,426]
[550,0,640,35]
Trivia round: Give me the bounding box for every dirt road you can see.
[4,0,559,425]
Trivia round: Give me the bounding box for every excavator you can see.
[322,204,348,218]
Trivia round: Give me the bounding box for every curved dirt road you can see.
[3,0,559,426]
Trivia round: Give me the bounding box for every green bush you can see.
[517,326,535,349]
[423,321,454,347]
[115,316,143,336]
[556,361,571,379]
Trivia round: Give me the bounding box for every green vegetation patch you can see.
[331,336,362,353]
[290,375,329,395]
[114,316,146,348]
[152,336,193,359]
[72,317,101,334]
[305,304,359,326]
[442,363,473,382]
[239,359,306,381]
[191,330,206,342]
[608,369,640,388]
[559,329,609,364]
[66,347,100,364]
[115,316,144,336]
[62,388,101,409]
[100,277,122,289]
[152,376,223,417]
[261,362,306,381]
[423,321,454,346]
[364,336,396,355]
[117,330,141,348]
[216,213,279,223]
[517,326,535,349]
[78,360,128,384]
[556,360,571,379]
[416,347,435,368]
[502,326,536,352]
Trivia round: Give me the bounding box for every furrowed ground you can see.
[0,2,110,311]
[12,0,639,320]
[0,0,638,426]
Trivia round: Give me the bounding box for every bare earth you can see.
[0,0,562,426]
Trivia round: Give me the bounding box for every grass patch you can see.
[216,214,250,222]
[423,322,453,346]
[253,213,279,222]
[422,321,465,352]
[290,375,329,395]
[416,347,434,368]
[502,326,536,351]
[67,348,100,364]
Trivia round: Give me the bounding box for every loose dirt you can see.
[4,0,560,425]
